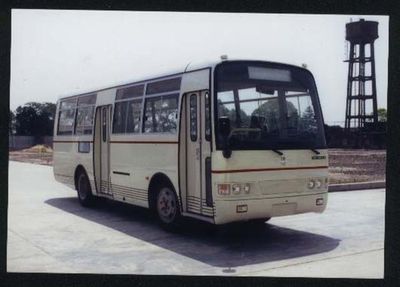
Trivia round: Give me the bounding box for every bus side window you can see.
[102,108,107,142]
[57,98,77,135]
[143,94,179,133]
[190,94,197,141]
[113,102,128,134]
[205,91,211,141]
[75,106,95,135]
[126,100,142,133]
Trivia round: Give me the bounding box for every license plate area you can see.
[272,203,297,216]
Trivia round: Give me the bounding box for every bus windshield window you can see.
[215,62,326,150]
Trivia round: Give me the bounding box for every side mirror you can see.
[218,117,232,158]
[218,117,231,137]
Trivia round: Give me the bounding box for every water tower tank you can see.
[346,19,378,44]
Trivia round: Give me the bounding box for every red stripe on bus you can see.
[211,166,328,174]
[53,140,178,144]
[110,141,178,144]
[53,140,93,143]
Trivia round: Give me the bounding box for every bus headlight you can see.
[218,183,252,195]
[218,184,231,195]
[308,178,327,190]
[232,184,241,195]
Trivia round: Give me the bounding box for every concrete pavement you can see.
[7,161,385,277]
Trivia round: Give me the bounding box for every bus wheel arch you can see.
[148,173,182,229]
[148,173,178,210]
[74,165,95,206]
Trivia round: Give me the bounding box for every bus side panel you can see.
[53,100,97,194]
[53,102,76,189]
[109,137,179,209]
[53,141,96,193]
[53,142,76,189]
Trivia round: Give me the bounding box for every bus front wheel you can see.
[156,186,181,231]
[77,172,95,207]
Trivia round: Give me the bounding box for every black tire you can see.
[76,171,95,207]
[155,185,182,231]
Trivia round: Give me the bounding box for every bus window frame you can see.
[57,98,78,136]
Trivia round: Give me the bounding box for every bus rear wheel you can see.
[77,172,95,207]
[156,186,181,231]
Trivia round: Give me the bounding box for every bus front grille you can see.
[258,179,308,195]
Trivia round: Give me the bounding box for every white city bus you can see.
[53,59,329,229]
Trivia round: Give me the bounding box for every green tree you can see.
[299,105,317,133]
[15,102,56,136]
[217,100,249,127]
[9,110,15,135]
[377,108,387,122]
[252,99,298,131]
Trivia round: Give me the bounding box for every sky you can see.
[10,10,389,125]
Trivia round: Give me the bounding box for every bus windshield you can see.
[214,61,326,150]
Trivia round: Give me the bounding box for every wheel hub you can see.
[157,188,176,223]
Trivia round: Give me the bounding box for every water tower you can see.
[344,19,379,131]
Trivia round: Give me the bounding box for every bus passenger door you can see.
[200,91,213,217]
[185,92,202,214]
[94,105,112,196]
[184,91,213,216]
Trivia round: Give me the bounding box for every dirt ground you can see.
[9,146,386,184]
[9,145,53,166]
[328,149,386,184]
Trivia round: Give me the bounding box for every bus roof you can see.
[56,58,303,102]
[56,61,217,102]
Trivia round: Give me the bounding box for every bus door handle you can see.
[195,147,200,160]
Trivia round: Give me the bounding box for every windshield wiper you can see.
[310,149,320,155]
[272,149,284,156]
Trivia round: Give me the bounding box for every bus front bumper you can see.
[213,192,328,225]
